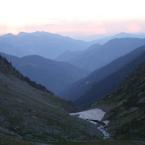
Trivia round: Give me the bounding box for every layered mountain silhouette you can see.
[93,59,145,140]
[1,53,88,95]
[58,38,145,72]
[61,45,145,107]
[77,46,145,107]
[0,32,90,59]
[0,31,145,144]
[91,32,145,44]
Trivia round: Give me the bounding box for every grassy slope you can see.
[0,136,35,145]
[0,137,142,145]
[0,56,99,143]
[0,57,142,145]
[93,63,145,140]
[56,140,143,145]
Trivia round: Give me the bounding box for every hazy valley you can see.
[0,32,145,145]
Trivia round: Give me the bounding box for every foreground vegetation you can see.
[56,140,144,145]
[0,136,34,145]
[93,62,145,140]
[0,136,144,145]
[0,56,99,143]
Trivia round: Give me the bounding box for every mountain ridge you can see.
[58,38,145,72]
[1,52,89,95]
[61,45,145,107]
[0,31,91,59]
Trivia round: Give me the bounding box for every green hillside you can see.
[0,55,99,143]
[93,62,145,140]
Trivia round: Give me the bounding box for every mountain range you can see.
[91,32,145,44]
[76,45,145,107]
[60,45,145,107]
[57,38,145,72]
[93,59,145,140]
[0,53,88,95]
[1,31,145,144]
[0,32,91,59]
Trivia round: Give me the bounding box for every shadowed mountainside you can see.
[0,55,99,143]
[1,53,89,95]
[57,38,145,72]
[93,61,145,140]
[61,45,145,108]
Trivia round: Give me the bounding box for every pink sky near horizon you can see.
[0,0,145,39]
[1,20,145,38]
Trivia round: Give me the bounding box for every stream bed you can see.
[70,108,110,139]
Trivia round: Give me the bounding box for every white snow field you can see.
[70,108,105,121]
[70,108,110,139]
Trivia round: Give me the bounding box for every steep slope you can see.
[93,61,145,140]
[0,55,99,143]
[1,53,88,95]
[0,32,90,59]
[59,38,145,72]
[61,45,145,105]
[76,46,145,107]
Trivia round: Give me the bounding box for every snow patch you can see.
[70,108,105,121]
[70,108,110,139]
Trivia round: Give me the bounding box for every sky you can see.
[0,0,145,39]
